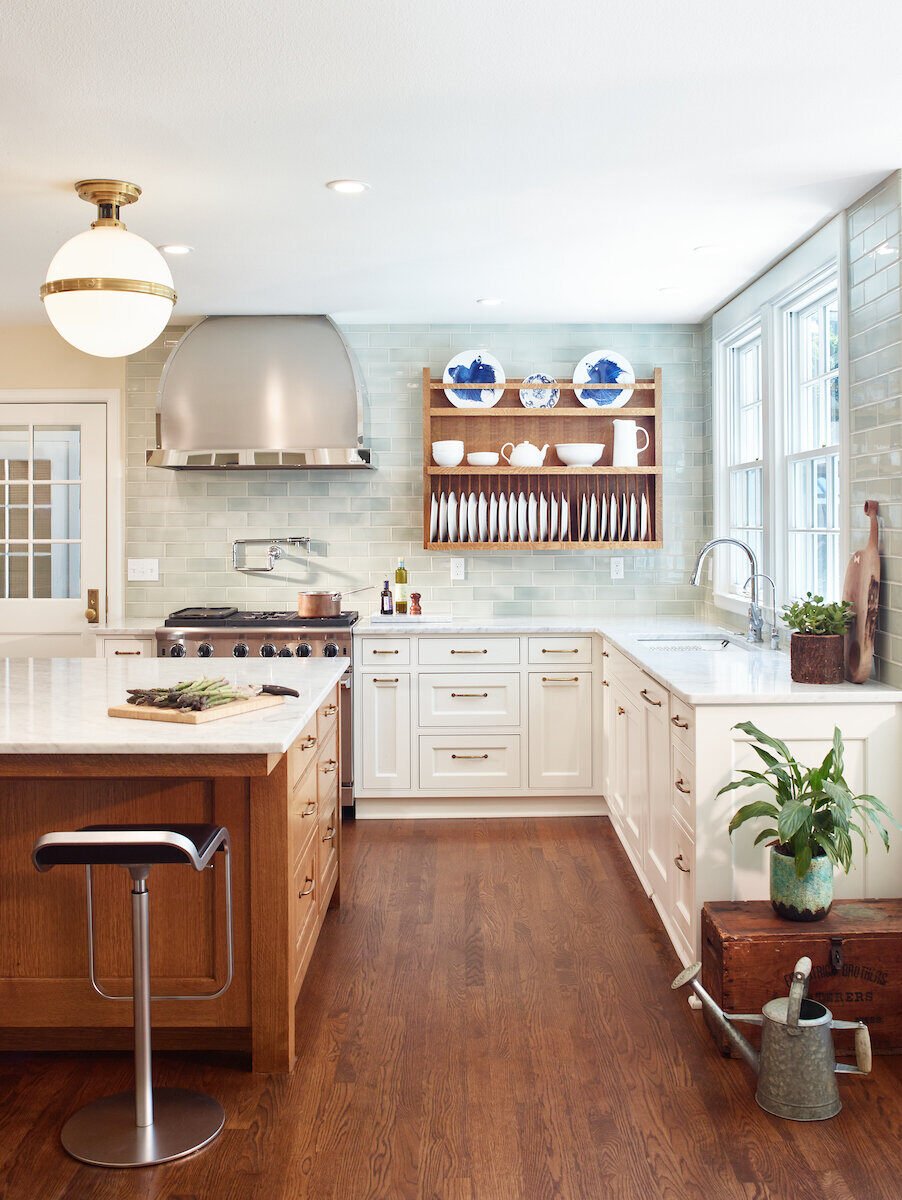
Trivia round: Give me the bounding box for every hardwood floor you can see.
[1,817,901,1200]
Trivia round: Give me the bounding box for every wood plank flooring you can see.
[1,817,901,1200]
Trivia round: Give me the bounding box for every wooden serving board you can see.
[843,500,880,683]
[108,693,284,724]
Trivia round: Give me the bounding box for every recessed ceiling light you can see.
[476,297,503,306]
[325,179,370,194]
[693,244,722,255]
[158,243,194,255]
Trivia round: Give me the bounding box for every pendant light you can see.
[41,180,177,358]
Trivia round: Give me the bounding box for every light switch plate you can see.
[127,558,160,582]
[610,557,624,580]
[450,557,465,582]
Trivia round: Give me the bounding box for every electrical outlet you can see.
[127,558,160,582]
[610,557,624,581]
[450,557,465,582]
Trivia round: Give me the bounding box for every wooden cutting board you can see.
[108,693,284,724]
[842,499,880,684]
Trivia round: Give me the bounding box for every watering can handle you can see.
[855,1023,872,1074]
[786,956,812,1029]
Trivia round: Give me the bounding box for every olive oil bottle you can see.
[394,558,409,615]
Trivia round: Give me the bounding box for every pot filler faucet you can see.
[688,537,765,644]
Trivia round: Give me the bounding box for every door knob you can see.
[84,587,99,624]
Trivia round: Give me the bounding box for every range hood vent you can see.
[146,315,372,470]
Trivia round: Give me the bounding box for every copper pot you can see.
[296,587,370,618]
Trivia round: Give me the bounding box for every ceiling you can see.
[2,0,901,327]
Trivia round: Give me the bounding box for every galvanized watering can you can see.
[672,956,871,1121]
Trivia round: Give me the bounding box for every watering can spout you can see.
[671,962,761,1073]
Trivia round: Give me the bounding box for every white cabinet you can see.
[669,815,695,962]
[418,673,519,727]
[527,672,592,789]
[419,735,520,790]
[359,673,411,791]
[608,674,644,867]
[641,675,671,900]
[95,636,155,658]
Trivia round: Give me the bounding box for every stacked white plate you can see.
[429,490,576,544]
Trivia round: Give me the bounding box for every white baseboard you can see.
[354,796,609,820]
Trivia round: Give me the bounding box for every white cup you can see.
[467,451,500,466]
[612,420,650,467]
[432,440,465,467]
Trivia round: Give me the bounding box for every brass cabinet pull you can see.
[674,854,691,874]
[113,650,142,656]
[322,703,338,716]
[542,676,579,683]
[322,827,336,842]
[602,650,609,658]
[451,692,488,698]
[671,715,689,729]
[640,688,662,706]
[299,877,315,897]
[450,649,487,655]
[541,647,579,654]
[297,734,317,751]
[602,679,609,687]
[321,759,338,774]
[372,649,399,654]
[451,753,489,760]
[301,801,317,817]
[674,777,691,795]
[617,706,626,716]
[373,677,399,684]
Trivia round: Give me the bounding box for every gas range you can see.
[156,608,358,659]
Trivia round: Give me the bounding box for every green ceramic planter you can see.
[770,845,834,921]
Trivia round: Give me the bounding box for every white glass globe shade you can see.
[43,226,175,358]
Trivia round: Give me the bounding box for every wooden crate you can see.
[701,900,902,1057]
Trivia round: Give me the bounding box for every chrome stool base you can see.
[61,1087,225,1168]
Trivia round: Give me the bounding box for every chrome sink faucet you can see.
[688,537,762,643]
[744,572,780,650]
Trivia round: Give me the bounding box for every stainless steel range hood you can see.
[146,315,372,470]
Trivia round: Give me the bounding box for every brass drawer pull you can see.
[542,676,579,683]
[299,878,315,897]
[617,706,626,715]
[301,801,317,817]
[671,715,689,729]
[298,734,317,750]
[451,692,488,698]
[113,649,142,656]
[322,703,338,716]
[602,679,609,688]
[640,688,662,707]
[674,854,691,874]
[450,649,487,655]
[373,677,399,684]
[602,650,609,658]
[322,827,336,842]
[372,649,399,654]
[674,777,691,795]
[321,759,338,774]
[541,647,579,654]
[451,753,489,760]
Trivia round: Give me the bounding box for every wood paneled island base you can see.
[0,684,342,1074]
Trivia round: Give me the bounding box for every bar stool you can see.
[32,823,233,1168]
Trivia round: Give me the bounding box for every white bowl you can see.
[555,442,605,467]
[467,452,500,467]
[432,439,465,467]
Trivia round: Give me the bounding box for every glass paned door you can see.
[0,403,105,633]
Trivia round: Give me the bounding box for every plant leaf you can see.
[753,827,779,846]
[777,799,810,843]
[728,801,780,835]
[716,772,778,798]
[794,839,813,879]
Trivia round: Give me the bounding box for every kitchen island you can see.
[0,656,347,1074]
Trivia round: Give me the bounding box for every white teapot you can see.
[500,440,549,467]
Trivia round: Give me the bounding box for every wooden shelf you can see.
[427,465,662,476]
[429,406,657,418]
[429,379,656,390]
[426,541,663,551]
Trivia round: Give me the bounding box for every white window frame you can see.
[713,251,847,621]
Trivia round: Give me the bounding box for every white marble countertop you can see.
[354,615,901,707]
[90,617,161,636]
[0,658,348,754]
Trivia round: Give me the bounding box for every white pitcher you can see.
[612,420,650,467]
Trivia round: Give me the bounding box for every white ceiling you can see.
[2,1,901,327]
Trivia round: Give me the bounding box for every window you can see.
[725,329,764,596]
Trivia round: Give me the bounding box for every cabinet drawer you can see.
[669,701,695,755]
[316,687,339,741]
[636,671,668,716]
[527,636,592,665]
[417,637,520,667]
[318,794,339,910]
[358,638,411,667]
[316,728,339,803]
[101,637,155,658]
[418,735,520,790]
[418,673,520,727]
[293,840,319,993]
[288,714,319,791]
[671,815,696,957]
[671,743,695,826]
[290,769,318,872]
[602,642,637,682]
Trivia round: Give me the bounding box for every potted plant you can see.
[721,721,896,921]
[781,592,854,684]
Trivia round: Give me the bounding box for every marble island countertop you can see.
[0,657,348,754]
[355,615,901,707]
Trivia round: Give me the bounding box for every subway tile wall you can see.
[125,324,710,620]
[847,172,902,687]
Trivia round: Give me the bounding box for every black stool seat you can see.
[33,823,228,871]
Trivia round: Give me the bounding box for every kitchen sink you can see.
[634,634,751,653]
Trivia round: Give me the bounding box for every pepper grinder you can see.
[410,592,422,616]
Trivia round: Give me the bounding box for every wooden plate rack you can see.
[422,366,663,550]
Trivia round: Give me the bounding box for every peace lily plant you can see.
[720,721,896,921]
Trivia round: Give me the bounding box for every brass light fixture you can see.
[41,180,177,358]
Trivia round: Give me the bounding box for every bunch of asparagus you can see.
[126,677,259,711]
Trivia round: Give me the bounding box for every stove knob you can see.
[197,642,214,658]
[278,647,294,658]
[233,642,249,658]
[323,642,339,658]
[260,642,277,658]
[295,643,312,658]
[169,643,186,658]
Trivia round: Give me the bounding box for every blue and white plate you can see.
[519,372,559,409]
[443,350,505,408]
[573,350,635,408]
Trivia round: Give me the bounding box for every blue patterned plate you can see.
[573,350,635,408]
[443,350,505,408]
[519,372,559,409]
